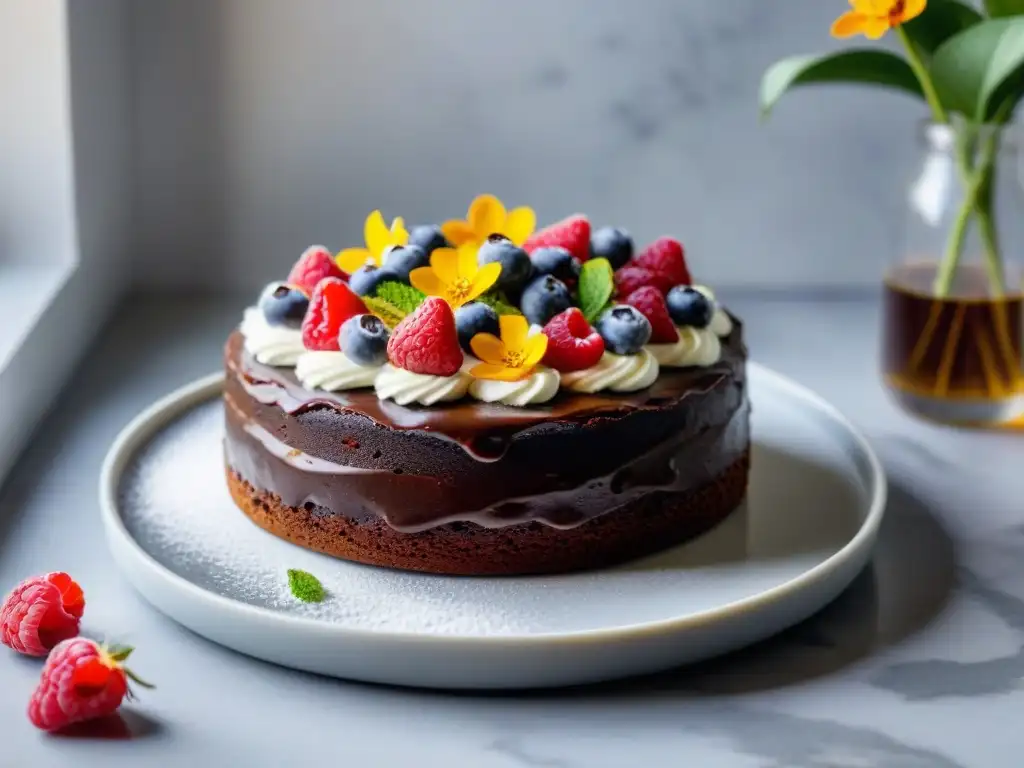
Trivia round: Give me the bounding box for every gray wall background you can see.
[130,0,926,292]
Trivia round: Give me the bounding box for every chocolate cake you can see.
[224,196,750,575]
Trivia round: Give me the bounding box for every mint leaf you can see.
[287,568,325,603]
[578,258,614,323]
[374,281,426,314]
[363,296,406,329]
[476,292,523,316]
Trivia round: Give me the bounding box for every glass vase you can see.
[882,120,1024,428]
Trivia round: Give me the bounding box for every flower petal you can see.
[467,262,502,301]
[457,243,480,279]
[521,334,549,369]
[830,11,868,38]
[409,266,445,297]
[337,248,373,274]
[899,0,926,23]
[503,207,536,246]
[430,248,461,284]
[441,221,477,246]
[499,314,530,353]
[862,15,890,38]
[470,362,530,382]
[389,217,410,245]
[364,211,391,255]
[470,333,506,364]
[468,194,506,238]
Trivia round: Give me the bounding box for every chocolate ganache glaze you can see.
[223,315,749,534]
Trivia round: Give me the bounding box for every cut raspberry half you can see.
[633,237,690,287]
[287,245,345,294]
[614,265,675,297]
[387,297,463,376]
[301,277,367,351]
[625,286,678,343]
[524,214,591,264]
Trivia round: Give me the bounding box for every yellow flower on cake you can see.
[470,315,548,383]
[336,210,409,274]
[441,194,536,248]
[831,0,926,39]
[409,244,501,310]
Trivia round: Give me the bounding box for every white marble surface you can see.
[0,291,1022,766]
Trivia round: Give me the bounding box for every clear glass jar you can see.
[882,120,1024,428]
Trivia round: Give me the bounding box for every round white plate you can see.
[100,365,885,690]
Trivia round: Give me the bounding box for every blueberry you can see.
[520,275,572,328]
[454,302,500,354]
[408,225,449,255]
[477,234,533,295]
[338,314,389,366]
[530,246,580,285]
[349,265,400,297]
[258,281,310,329]
[383,244,429,283]
[590,227,633,270]
[596,305,651,355]
[666,286,712,328]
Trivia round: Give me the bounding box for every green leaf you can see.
[759,51,924,119]
[476,292,523,316]
[374,281,426,314]
[287,569,325,603]
[362,296,406,329]
[931,17,1024,119]
[578,258,614,324]
[903,0,982,53]
[984,0,1024,18]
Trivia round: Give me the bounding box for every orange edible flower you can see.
[441,194,536,248]
[469,315,548,383]
[409,244,501,310]
[831,0,926,39]
[336,211,409,274]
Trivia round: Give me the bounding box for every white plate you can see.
[100,365,885,690]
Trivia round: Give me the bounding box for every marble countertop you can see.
[0,291,1021,767]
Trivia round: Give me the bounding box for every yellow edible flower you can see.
[336,210,409,274]
[441,194,536,248]
[831,0,926,39]
[409,244,501,310]
[470,315,548,383]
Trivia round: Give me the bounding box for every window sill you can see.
[0,262,74,371]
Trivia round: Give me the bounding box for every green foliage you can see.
[759,50,923,118]
[287,569,325,603]
[374,281,426,313]
[931,17,1024,119]
[476,292,523,316]
[903,0,982,53]
[578,258,614,324]
[984,0,1024,18]
[363,297,406,329]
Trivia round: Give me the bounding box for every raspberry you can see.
[1,572,84,657]
[28,638,152,732]
[614,265,675,297]
[386,297,463,376]
[286,245,345,295]
[541,308,605,372]
[301,277,367,351]
[633,237,691,286]
[523,215,591,264]
[625,287,678,343]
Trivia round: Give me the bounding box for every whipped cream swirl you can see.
[469,366,560,407]
[375,362,473,406]
[693,285,733,337]
[560,350,659,393]
[295,351,381,391]
[647,326,722,368]
[240,307,305,366]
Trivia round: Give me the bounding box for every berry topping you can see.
[595,305,652,355]
[28,638,153,732]
[301,278,368,351]
[407,225,450,255]
[634,237,691,287]
[339,314,390,367]
[383,245,430,283]
[530,246,581,286]
[286,245,345,294]
[258,282,310,329]
[477,235,534,295]
[349,265,401,297]
[1,573,84,657]
[666,285,713,329]
[625,286,678,344]
[387,296,463,376]
[455,302,500,354]
[520,274,573,328]
[590,227,634,270]
[541,308,605,372]
[523,214,591,264]
[614,265,675,298]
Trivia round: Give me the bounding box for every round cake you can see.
[224,196,750,575]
